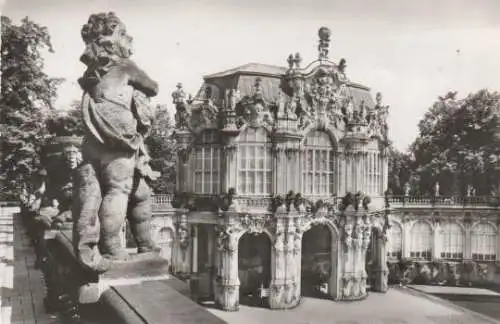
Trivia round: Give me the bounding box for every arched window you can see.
[387,222,402,259]
[193,131,220,194]
[302,131,335,196]
[472,223,497,261]
[440,223,464,260]
[410,221,432,260]
[238,128,272,195]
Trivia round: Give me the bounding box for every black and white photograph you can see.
[0,0,499,323]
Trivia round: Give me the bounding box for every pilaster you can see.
[432,222,441,260]
[215,222,241,312]
[337,207,372,300]
[371,226,389,292]
[222,144,238,192]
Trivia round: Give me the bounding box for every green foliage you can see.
[0,16,63,200]
[45,101,85,136]
[410,90,500,196]
[387,144,413,195]
[145,105,177,193]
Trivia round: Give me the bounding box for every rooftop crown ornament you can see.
[318,26,331,60]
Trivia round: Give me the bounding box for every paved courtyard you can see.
[409,285,500,321]
[0,207,59,324]
[207,286,500,324]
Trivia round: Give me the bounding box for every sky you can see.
[2,0,500,151]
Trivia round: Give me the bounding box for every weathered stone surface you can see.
[73,12,160,273]
[102,281,227,324]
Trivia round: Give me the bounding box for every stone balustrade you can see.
[388,195,498,209]
[152,193,174,210]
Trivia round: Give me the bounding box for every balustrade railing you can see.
[388,195,496,208]
[152,193,174,210]
[151,193,498,211]
[233,196,273,210]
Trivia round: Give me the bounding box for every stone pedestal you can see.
[45,229,170,310]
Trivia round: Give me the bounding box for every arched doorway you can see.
[238,232,272,307]
[301,224,336,299]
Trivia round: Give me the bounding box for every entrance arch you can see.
[301,222,339,299]
[238,232,272,307]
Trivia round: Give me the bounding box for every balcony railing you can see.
[152,193,174,210]
[151,194,499,211]
[387,195,498,208]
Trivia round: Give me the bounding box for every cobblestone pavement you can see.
[207,287,500,324]
[0,207,59,324]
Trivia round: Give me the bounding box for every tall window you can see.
[367,152,381,195]
[193,131,220,194]
[238,128,272,195]
[440,223,464,260]
[387,222,402,259]
[302,131,335,196]
[410,221,432,260]
[472,223,497,261]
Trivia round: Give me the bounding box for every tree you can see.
[145,105,177,193]
[410,90,500,196]
[387,145,413,195]
[45,100,85,137]
[0,16,63,200]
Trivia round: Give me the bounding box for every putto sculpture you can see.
[74,12,159,273]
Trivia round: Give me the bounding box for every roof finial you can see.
[318,26,331,60]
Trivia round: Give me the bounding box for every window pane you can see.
[302,131,334,195]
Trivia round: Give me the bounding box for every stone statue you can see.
[404,183,411,196]
[172,83,190,129]
[51,144,83,226]
[74,12,159,273]
[434,182,440,197]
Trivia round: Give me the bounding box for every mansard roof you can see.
[203,63,287,79]
[200,63,375,108]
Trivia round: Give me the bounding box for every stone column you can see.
[218,231,240,311]
[371,230,389,292]
[284,216,297,306]
[382,150,389,194]
[174,131,193,192]
[269,221,286,309]
[337,151,345,195]
[402,221,411,258]
[338,209,372,300]
[192,224,198,273]
[222,145,238,192]
[432,223,441,260]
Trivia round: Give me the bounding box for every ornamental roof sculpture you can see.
[173,27,390,142]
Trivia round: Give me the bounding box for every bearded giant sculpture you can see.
[73,12,159,273]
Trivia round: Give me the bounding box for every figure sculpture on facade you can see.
[74,12,159,273]
[172,83,190,129]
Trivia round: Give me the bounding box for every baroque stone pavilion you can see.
[168,27,392,311]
